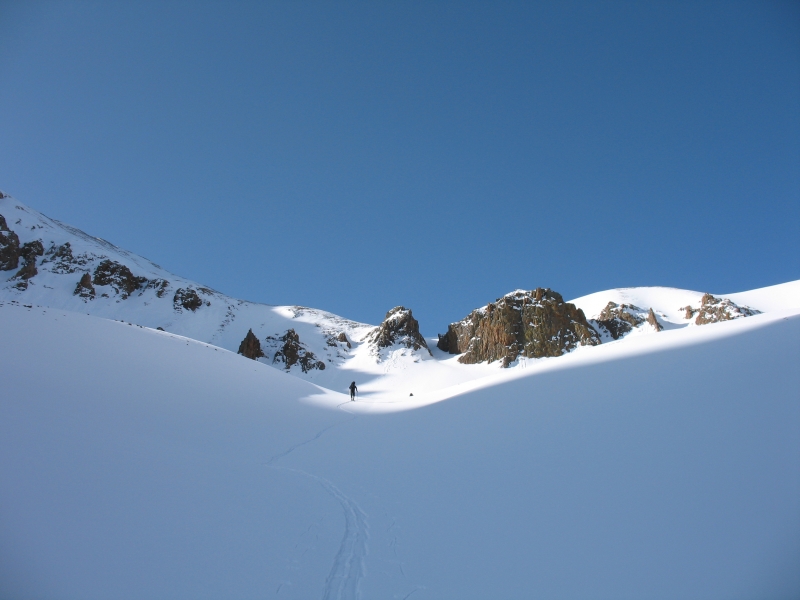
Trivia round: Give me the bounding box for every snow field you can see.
[1,301,799,598]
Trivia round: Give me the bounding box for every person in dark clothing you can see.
[349,381,358,401]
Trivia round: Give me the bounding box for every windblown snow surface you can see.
[1,195,800,598]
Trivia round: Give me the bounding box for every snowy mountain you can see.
[0,194,381,383]
[1,191,799,598]
[3,192,796,400]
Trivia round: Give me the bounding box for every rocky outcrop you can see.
[271,329,325,373]
[145,278,170,298]
[44,242,78,273]
[9,240,44,289]
[593,302,662,338]
[74,272,96,300]
[237,329,264,360]
[326,331,351,349]
[366,307,430,355]
[20,240,44,263]
[11,240,45,288]
[93,259,147,299]
[646,308,663,331]
[438,288,600,367]
[337,332,351,348]
[0,225,20,271]
[14,258,38,280]
[173,287,206,312]
[594,302,644,339]
[683,293,760,325]
[0,214,8,230]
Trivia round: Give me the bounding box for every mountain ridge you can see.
[1,192,798,397]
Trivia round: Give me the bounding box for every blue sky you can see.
[1,1,798,331]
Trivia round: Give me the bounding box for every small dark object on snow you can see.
[349,381,358,401]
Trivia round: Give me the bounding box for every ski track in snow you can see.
[265,411,368,599]
[266,418,354,466]
[264,465,369,600]
[315,471,369,600]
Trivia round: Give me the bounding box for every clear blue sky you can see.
[1,1,798,332]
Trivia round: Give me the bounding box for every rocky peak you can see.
[0,213,8,231]
[438,288,600,367]
[683,293,760,325]
[366,306,430,355]
[237,329,265,360]
[270,329,325,373]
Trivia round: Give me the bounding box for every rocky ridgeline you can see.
[2,210,215,313]
[438,288,600,367]
[593,302,663,339]
[683,293,760,325]
[366,306,430,356]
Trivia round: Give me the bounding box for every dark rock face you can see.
[438,288,600,367]
[93,259,147,299]
[173,288,204,311]
[593,302,663,338]
[238,329,265,360]
[46,242,79,273]
[10,240,44,288]
[689,293,760,325]
[12,240,45,287]
[74,272,96,300]
[594,302,644,339]
[20,240,44,263]
[646,308,663,331]
[0,229,20,271]
[337,332,351,348]
[366,307,430,354]
[272,329,325,372]
[0,214,9,231]
[13,259,37,281]
[145,278,170,298]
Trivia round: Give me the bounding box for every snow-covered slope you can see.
[0,195,379,383]
[2,192,800,597]
[1,300,798,598]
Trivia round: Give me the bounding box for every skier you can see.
[349,381,358,402]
